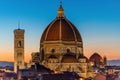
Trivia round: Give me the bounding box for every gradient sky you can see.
[0,0,120,62]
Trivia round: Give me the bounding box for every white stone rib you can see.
[65,18,77,41]
[45,19,57,41]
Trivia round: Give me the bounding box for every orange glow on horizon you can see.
[0,41,120,62]
[84,44,120,60]
[0,52,31,62]
[0,47,120,63]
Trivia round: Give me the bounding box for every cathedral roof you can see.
[40,2,82,43]
[61,55,78,63]
[61,50,78,63]
[48,49,57,59]
[78,54,89,62]
[89,52,102,63]
[48,54,57,59]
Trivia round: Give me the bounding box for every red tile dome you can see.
[61,55,78,63]
[61,51,78,63]
[89,53,103,63]
[40,2,82,43]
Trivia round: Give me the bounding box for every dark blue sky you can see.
[0,0,120,61]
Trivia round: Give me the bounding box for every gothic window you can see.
[51,49,55,53]
[17,41,22,48]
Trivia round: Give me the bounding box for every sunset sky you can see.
[0,0,120,62]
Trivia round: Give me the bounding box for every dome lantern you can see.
[40,2,82,43]
[57,2,64,18]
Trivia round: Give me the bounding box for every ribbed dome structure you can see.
[39,3,88,78]
[40,2,82,43]
[40,2,83,64]
[89,53,102,63]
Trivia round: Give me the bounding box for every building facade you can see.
[89,52,107,68]
[14,29,25,73]
[39,2,88,78]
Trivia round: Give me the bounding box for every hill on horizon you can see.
[107,60,120,66]
[0,61,13,67]
[0,60,119,67]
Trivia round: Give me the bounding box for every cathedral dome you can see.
[61,50,78,63]
[61,55,78,63]
[89,53,102,63]
[40,2,82,43]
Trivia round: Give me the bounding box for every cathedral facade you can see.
[39,3,88,78]
[13,2,107,79]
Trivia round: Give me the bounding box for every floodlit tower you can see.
[14,27,25,73]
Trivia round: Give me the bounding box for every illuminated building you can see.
[14,28,25,73]
[0,70,17,80]
[31,52,41,63]
[18,63,53,80]
[94,73,106,80]
[39,2,88,78]
[89,52,106,68]
[17,2,107,79]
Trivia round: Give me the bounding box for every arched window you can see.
[18,41,21,48]
[51,49,55,53]
[67,49,70,52]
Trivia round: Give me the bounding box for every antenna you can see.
[60,1,62,6]
[18,20,20,29]
[60,0,62,4]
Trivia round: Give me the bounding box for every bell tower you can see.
[14,28,25,73]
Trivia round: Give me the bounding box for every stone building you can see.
[14,28,25,73]
[89,52,107,68]
[39,2,88,78]
[18,2,107,79]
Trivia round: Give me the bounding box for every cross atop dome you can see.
[58,1,64,18]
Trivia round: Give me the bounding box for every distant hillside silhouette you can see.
[0,60,119,67]
[0,61,13,67]
[107,60,120,66]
